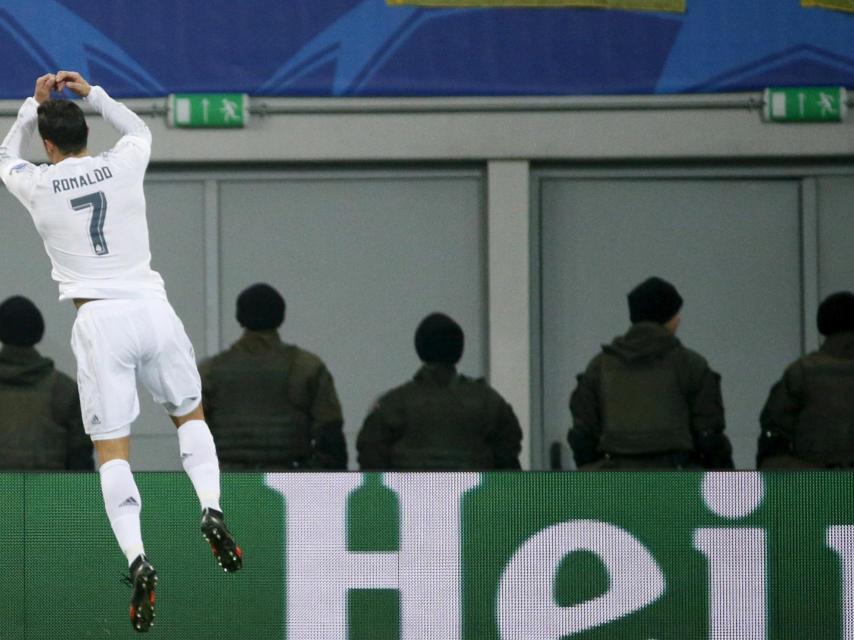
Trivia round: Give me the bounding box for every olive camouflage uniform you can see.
[199,330,346,470]
[0,344,92,470]
[758,331,854,469]
[569,322,733,470]
[358,363,522,470]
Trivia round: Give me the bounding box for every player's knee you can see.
[170,396,203,424]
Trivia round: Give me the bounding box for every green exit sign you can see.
[763,87,848,123]
[167,93,249,128]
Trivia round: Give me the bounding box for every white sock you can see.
[99,459,145,566]
[178,420,222,512]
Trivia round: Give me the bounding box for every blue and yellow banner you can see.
[802,0,854,12]
[1,0,854,98]
[387,0,685,11]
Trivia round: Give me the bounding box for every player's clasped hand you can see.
[55,70,91,98]
[33,73,56,104]
[33,70,91,104]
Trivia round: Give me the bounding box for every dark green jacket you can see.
[569,322,732,469]
[0,345,92,470]
[199,330,346,470]
[758,331,854,468]
[357,364,522,470]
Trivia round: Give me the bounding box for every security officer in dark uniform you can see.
[357,312,522,470]
[568,277,733,470]
[199,283,347,470]
[0,295,92,470]
[758,291,854,469]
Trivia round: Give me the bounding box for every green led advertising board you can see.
[3,471,853,639]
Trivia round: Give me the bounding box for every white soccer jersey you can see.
[0,86,166,301]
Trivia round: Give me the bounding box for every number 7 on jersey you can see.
[70,191,109,256]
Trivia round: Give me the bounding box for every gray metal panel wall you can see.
[538,177,802,470]
[817,177,854,298]
[217,172,486,468]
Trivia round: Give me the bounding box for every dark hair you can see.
[37,100,88,154]
[236,283,286,331]
[415,312,464,365]
[817,291,854,337]
[628,276,683,325]
[0,296,45,347]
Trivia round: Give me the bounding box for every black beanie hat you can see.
[817,291,854,337]
[415,313,464,365]
[0,296,45,347]
[236,283,286,331]
[628,277,683,325]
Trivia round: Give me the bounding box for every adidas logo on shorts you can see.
[91,414,101,425]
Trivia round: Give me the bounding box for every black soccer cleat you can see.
[126,554,158,633]
[201,508,243,573]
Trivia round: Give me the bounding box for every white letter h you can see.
[265,472,480,640]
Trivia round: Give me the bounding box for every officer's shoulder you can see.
[799,348,830,366]
[200,347,231,366]
[467,375,505,398]
[677,343,711,369]
[583,352,604,372]
[374,380,414,408]
[667,343,713,382]
[285,344,328,371]
[197,352,226,376]
[464,373,488,387]
[197,353,214,367]
[52,368,77,393]
[783,351,819,379]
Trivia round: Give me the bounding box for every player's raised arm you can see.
[1,74,53,163]
[58,70,152,155]
[0,74,54,202]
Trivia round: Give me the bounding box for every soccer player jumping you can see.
[0,72,243,632]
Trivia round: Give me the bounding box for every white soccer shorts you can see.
[71,298,202,440]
